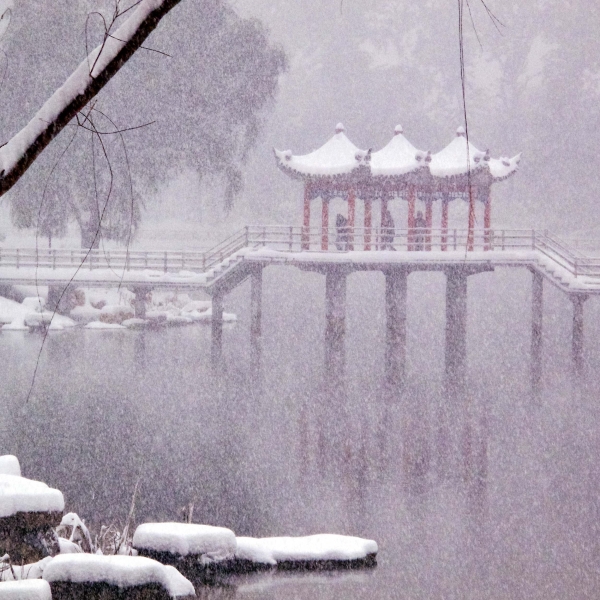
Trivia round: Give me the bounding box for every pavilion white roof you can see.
[274,123,369,178]
[429,127,520,180]
[370,125,428,177]
[275,124,520,185]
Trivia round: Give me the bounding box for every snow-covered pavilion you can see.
[274,123,521,251]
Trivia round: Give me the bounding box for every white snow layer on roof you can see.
[0,455,21,477]
[0,0,166,178]
[429,133,487,177]
[0,580,52,600]
[275,130,366,176]
[370,130,425,176]
[42,555,195,598]
[234,534,378,565]
[0,475,64,518]
[133,523,236,562]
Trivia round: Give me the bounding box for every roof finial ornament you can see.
[456,126,466,137]
[394,124,403,135]
[335,122,345,134]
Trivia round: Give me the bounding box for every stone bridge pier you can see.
[324,266,349,388]
[529,269,589,397]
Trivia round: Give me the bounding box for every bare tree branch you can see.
[0,0,182,197]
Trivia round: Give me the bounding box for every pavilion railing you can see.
[1,227,599,281]
[245,226,536,253]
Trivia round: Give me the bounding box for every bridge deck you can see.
[0,227,598,294]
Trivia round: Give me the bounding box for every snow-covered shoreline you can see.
[0,287,236,332]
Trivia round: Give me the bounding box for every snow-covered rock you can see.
[122,318,148,329]
[133,523,236,563]
[21,297,45,312]
[0,475,64,518]
[181,301,210,314]
[43,554,195,598]
[234,534,378,567]
[58,538,83,554]
[0,456,21,477]
[0,580,52,599]
[2,318,29,331]
[0,474,63,562]
[99,304,134,324]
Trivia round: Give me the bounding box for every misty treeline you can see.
[1,0,286,248]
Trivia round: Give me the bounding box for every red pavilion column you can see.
[425,199,433,251]
[364,199,372,250]
[441,196,449,251]
[467,184,476,251]
[348,188,356,251]
[484,188,492,251]
[302,183,311,250]
[380,197,388,250]
[321,198,329,251]
[407,186,416,251]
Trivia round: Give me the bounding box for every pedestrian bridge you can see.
[0,226,598,294]
[0,226,596,395]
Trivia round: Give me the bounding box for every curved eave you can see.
[489,153,521,182]
[274,152,367,184]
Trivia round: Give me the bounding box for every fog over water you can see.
[1,0,600,598]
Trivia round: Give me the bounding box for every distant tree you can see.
[1,0,286,247]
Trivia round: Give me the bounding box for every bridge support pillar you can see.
[211,290,224,367]
[531,270,543,397]
[385,267,408,390]
[131,286,148,319]
[250,266,263,372]
[444,268,468,401]
[325,268,348,385]
[571,294,588,379]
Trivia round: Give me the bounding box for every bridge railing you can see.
[535,231,600,279]
[0,247,208,273]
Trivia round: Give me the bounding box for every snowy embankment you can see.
[1,456,377,597]
[0,288,236,331]
[42,554,195,599]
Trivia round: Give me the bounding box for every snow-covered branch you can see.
[0,0,182,197]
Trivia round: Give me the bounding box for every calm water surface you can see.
[2,267,600,599]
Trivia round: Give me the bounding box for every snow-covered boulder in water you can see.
[233,534,378,571]
[133,523,236,570]
[43,554,196,599]
[0,580,52,600]
[0,472,64,562]
[99,304,134,324]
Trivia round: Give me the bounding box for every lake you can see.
[2,265,600,599]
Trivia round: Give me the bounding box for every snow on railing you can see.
[0,227,599,281]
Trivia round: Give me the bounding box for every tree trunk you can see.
[81,223,100,249]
